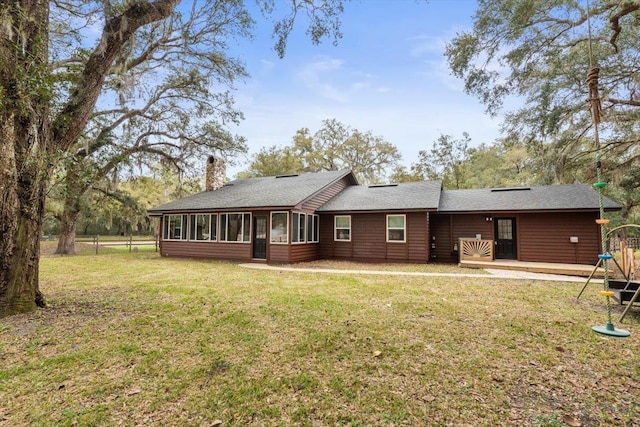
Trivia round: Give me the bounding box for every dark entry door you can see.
[495,218,517,259]
[253,215,267,259]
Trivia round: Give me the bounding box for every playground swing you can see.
[581,2,629,337]
[590,225,640,324]
[577,224,640,303]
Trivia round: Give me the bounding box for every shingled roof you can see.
[317,180,443,212]
[438,184,620,212]
[148,169,356,214]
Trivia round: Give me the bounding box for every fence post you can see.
[155,234,159,252]
[95,234,99,255]
[129,234,133,253]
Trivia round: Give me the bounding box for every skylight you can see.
[490,187,531,192]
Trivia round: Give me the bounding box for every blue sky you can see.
[226,0,503,177]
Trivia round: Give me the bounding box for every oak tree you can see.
[0,0,347,317]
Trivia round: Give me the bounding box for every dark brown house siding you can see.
[432,211,601,264]
[300,176,353,211]
[453,214,493,243]
[290,243,320,263]
[430,213,495,263]
[408,212,429,262]
[161,240,252,261]
[429,214,455,263]
[269,244,290,263]
[518,212,599,264]
[318,212,430,263]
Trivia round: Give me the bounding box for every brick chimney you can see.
[205,156,225,191]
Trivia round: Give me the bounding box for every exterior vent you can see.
[368,184,398,188]
[491,187,531,192]
[275,174,299,178]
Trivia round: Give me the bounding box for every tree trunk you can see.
[0,1,49,317]
[55,167,83,255]
[0,117,48,317]
[55,208,80,255]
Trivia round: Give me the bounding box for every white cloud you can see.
[408,34,445,58]
[296,56,348,102]
[295,56,391,103]
[259,59,275,74]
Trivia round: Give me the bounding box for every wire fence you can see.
[609,237,640,252]
[89,235,159,254]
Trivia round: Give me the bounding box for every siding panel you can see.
[407,212,428,262]
[269,244,290,263]
[290,244,320,263]
[301,176,352,211]
[319,212,429,263]
[161,241,251,261]
[430,214,455,263]
[518,212,599,264]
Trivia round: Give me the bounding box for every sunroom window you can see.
[189,214,216,241]
[292,212,306,243]
[307,214,319,243]
[270,212,288,243]
[219,213,251,242]
[164,214,187,240]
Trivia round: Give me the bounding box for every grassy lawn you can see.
[1,251,639,426]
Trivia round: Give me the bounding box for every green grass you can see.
[1,251,639,426]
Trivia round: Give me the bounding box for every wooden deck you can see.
[459,259,604,278]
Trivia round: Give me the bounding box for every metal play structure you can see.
[579,3,633,337]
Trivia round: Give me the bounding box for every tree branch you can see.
[51,0,180,153]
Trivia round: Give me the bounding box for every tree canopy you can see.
[241,119,402,184]
[447,0,639,161]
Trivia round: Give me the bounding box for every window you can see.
[270,212,289,243]
[219,213,251,243]
[164,214,187,240]
[210,214,218,241]
[386,214,406,242]
[292,212,306,243]
[307,214,319,243]
[334,215,351,241]
[189,214,216,241]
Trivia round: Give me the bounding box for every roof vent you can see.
[368,184,398,188]
[490,187,531,192]
[275,174,299,178]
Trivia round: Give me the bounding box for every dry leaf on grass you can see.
[562,415,581,426]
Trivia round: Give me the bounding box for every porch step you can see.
[609,279,640,305]
[459,260,604,278]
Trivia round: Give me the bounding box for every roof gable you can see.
[149,169,356,213]
[438,184,620,212]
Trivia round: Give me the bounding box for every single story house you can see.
[148,160,620,265]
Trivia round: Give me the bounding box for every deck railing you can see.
[459,238,494,262]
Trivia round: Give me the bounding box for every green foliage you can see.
[238,145,303,178]
[241,118,401,184]
[258,0,346,58]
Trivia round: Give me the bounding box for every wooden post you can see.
[129,234,132,253]
[155,234,159,252]
[621,241,628,277]
[95,234,99,255]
